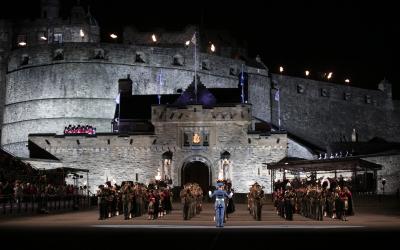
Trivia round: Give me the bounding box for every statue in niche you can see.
[218,158,230,180]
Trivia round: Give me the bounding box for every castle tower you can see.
[378,78,392,99]
[86,6,100,43]
[70,0,86,24]
[0,20,12,143]
[41,0,60,19]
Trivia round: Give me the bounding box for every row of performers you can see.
[247,182,265,221]
[273,179,354,221]
[179,183,204,220]
[97,181,173,220]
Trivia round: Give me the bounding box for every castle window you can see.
[0,32,9,42]
[365,95,372,104]
[53,49,64,61]
[344,92,351,101]
[172,54,184,66]
[20,54,29,66]
[202,60,210,70]
[53,33,63,44]
[297,84,304,93]
[203,132,209,146]
[229,66,237,76]
[183,133,190,146]
[272,79,279,89]
[93,48,105,59]
[321,88,329,97]
[135,52,145,63]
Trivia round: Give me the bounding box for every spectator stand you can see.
[1,148,92,216]
[64,125,96,136]
[265,157,382,194]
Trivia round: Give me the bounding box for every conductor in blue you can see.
[208,182,233,227]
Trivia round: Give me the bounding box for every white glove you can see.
[208,190,212,195]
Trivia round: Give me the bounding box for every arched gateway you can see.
[181,156,212,193]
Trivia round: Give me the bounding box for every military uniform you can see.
[121,183,134,219]
[97,186,107,220]
[284,189,295,220]
[209,183,232,227]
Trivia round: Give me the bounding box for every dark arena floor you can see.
[1,198,399,249]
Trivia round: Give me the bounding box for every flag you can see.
[240,71,244,86]
[239,64,245,104]
[274,89,280,101]
[158,70,163,105]
[191,32,196,45]
[115,93,120,104]
[158,69,163,86]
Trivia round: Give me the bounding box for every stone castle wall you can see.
[362,154,400,194]
[29,131,287,194]
[287,138,314,159]
[15,20,100,46]
[248,71,271,123]
[270,74,399,149]
[1,30,398,161]
[0,20,12,144]
[3,43,265,157]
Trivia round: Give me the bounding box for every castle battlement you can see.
[1,1,398,162]
[271,73,393,108]
[151,104,252,123]
[7,42,256,79]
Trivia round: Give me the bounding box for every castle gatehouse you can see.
[28,80,287,194]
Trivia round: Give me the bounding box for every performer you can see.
[225,180,235,217]
[208,182,233,227]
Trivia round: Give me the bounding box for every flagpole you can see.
[277,89,281,131]
[240,64,244,104]
[278,97,281,130]
[118,91,120,131]
[158,69,162,105]
[194,31,197,104]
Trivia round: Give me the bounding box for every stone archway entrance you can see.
[181,161,210,193]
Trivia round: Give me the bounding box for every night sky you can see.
[1,0,399,98]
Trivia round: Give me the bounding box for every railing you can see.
[0,194,96,217]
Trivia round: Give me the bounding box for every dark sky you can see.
[1,0,399,98]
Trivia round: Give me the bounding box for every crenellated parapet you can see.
[7,42,254,80]
[270,74,400,148]
[271,74,393,108]
[151,104,252,124]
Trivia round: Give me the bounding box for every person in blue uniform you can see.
[208,182,233,227]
